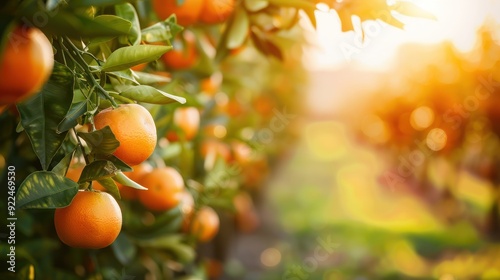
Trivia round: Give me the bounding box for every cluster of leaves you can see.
[0,0,438,278]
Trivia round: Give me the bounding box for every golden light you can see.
[213,125,227,138]
[410,106,435,130]
[361,115,390,144]
[303,0,499,71]
[260,247,282,267]
[426,128,447,151]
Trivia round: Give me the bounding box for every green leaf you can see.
[69,0,128,7]
[111,232,137,265]
[52,149,76,177]
[38,10,131,38]
[102,45,172,72]
[96,177,121,199]
[115,84,187,104]
[17,62,74,170]
[57,101,87,133]
[115,3,142,45]
[141,17,183,43]
[268,0,316,27]
[392,2,437,20]
[16,171,79,209]
[95,155,133,172]
[133,71,171,85]
[226,7,249,49]
[244,0,269,12]
[113,171,147,190]
[135,235,195,263]
[0,15,15,56]
[46,0,63,11]
[77,126,120,155]
[108,69,138,85]
[250,29,284,60]
[93,15,133,38]
[79,160,118,183]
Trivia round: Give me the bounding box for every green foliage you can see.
[0,0,433,278]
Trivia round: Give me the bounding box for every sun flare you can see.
[304,0,500,71]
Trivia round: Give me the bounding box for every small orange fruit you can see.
[199,0,236,24]
[94,104,157,166]
[54,190,122,249]
[183,206,219,242]
[161,32,198,70]
[233,192,260,233]
[200,72,222,97]
[138,167,184,211]
[153,0,204,26]
[201,140,232,162]
[131,62,147,71]
[179,190,195,216]
[0,26,54,105]
[118,163,154,200]
[166,107,200,142]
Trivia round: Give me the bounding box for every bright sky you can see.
[303,0,500,71]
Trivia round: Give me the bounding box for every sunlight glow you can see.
[303,0,500,71]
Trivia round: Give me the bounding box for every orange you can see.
[54,190,122,249]
[183,206,219,242]
[200,139,231,162]
[199,0,236,24]
[118,163,153,200]
[253,95,275,117]
[205,258,223,280]
[166,107,200,141]
[131,62,147,71]
[161,31,198,70]
[179,190,195,216]
[94,104,157,166]
[233,192,259,233]
[153,0,204,26]
[230,141,252,164]
[0,26,54,105]
[200,72,222,97]
[138,167,184,211]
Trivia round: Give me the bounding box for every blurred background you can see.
[223,0,500,279]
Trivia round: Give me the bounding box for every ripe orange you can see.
[153,0,204,26]
[54,190,122,249]
[253,95,275,117]
[0,26,54,105]
[233,192,260,233]
[166,107,200,142]
[201,140,232,162]
[131,62,147,71]
[94,104,157,166]
[161,32,198,70]
[199,0,235,24]
[200,72,222,97]
[138,167,185,211]
[118,163,153,200]
[183,206,219,242]
[230,141,252,164]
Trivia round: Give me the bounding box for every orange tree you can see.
[0,0,431,279]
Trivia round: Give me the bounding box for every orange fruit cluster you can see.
[153,0,235,26]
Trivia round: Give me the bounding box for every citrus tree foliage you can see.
[0,0,431,278]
